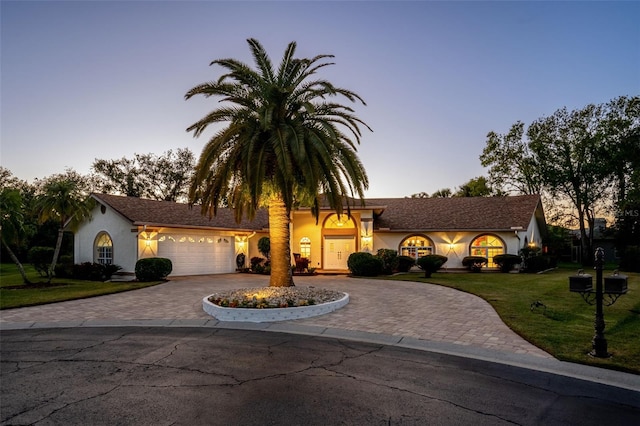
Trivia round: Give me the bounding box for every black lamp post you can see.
[569,247,628,358]
[591,247,608,357]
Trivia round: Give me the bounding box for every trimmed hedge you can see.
[135,257,172,281]
[493,254,522,273]
[347,252,383,277]
[397,255,416,272]
[416,254,448,278]
[523,255,556,273]
[462,256,488,272]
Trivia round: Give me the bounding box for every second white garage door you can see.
[157,232,235,276]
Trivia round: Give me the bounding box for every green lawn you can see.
[0,263,162,310]
[381,266,640,374]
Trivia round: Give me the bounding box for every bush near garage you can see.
[348,252,383,277]
[135,257,172,281]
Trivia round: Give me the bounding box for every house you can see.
[73,193,546,276]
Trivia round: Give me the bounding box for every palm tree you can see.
[186,39,371,287]
[35,175,93,283]
[0,188,31,284]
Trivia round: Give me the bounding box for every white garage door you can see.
[157,233,235,276]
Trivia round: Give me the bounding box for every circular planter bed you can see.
[202,286,349,323]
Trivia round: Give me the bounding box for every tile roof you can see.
[92,193,268,231]
[93,193,543,232]
[365,195,543,231]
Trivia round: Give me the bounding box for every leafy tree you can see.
[480,121,542,195]
[527,103,612,265]
[597,96,640,208]
[430,188,452,198]
[92,156,142,197]
[92,148,195,202]
[186,39,371,287]
[0,188,31,284]
[408,192,429,198]
[34,171,94,282]
[454,176,494,197]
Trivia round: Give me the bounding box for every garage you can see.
[157,231,235,276]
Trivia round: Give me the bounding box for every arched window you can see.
[470,234,504,268]
[324,214,356,229]
[95,232,113,265]
[400,235,434,259]
[300,237,311,260]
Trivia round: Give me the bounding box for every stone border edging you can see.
[202,292,349,322]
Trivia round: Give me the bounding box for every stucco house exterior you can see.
[73,193,546,276]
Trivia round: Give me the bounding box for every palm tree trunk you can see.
[47,227,64,284]
[1,237,31,284]
[268,196,294,287]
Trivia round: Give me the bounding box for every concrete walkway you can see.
[1,273,638,390]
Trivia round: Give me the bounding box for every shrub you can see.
[619,246,640,272]
[28,246,55,277]
[493,254,522,273]
[250,256,264,270]
[135,257,172,281]
[462,256,487,272]
[416,254,448,278]
[397,255,416,272]
[523,255,556,273]
[257,237,270,259]
[347,252,383,277]
[54,255,74,278]
[376,248,399,274]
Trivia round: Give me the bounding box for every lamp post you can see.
[569,247,628,358]
[591,247,608,357]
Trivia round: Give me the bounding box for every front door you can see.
[323,236,355,270]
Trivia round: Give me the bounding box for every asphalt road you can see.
[2,327,639,425]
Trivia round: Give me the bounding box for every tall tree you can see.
[480,121,542,195]
[35,171,94,282]
[186,38,371,287]
[0,188,31,284]
[528,103,611,265]
[92,148,195,202]
[454,176,494,197]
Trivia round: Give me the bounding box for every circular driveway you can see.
[0,274,549,358]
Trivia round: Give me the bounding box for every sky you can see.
[2,0,639,199]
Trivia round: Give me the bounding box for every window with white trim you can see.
[400,235,434,259]
[95,232,113,265]
[300,237,311,260]
[470,234,505,268]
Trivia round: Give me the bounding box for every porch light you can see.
[145,239,151,247]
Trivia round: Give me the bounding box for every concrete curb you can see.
[2,319,638,393]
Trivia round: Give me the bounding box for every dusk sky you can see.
[2,1,639,198]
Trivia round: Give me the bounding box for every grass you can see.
[380,266,640,374]
[0,263,162,310]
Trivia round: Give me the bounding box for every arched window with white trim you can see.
[300,237,311,260]
[399,235,434,259]
[95,232,113,265]
[470,234,505,268]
